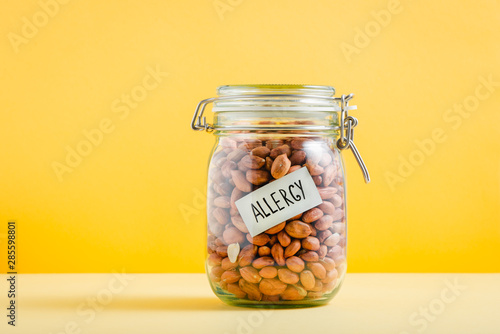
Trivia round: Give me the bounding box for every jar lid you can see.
[213,84,341,112]
[217,84,335,96]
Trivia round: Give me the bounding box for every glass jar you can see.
[192,85,369,308]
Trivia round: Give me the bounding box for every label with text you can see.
[235,167,322,237]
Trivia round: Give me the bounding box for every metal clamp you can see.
[336,94,371,183]
[191,97,218,131]
[192,93,370,183]
[191,94,357,132]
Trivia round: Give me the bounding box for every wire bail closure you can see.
[191,93,370,183]
[336,94,370,183]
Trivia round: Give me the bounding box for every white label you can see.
[235,167,323,237]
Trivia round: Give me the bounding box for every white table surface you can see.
[1,273,499,334]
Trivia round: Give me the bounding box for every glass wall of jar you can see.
[194,85,365,308]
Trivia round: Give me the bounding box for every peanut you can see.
[312,175,323,186]
[319,258,336,271]
[317,187,338,200]
[290,150,306,165]
[302,236,320,251]
[302,207,324,223]
[322,268,338,284]
[322,165,335,186]
[287,165,302,175]
[221,257,238,270]
[271,153,291,179]
[214,196,231,208]
[238,245,257,267]
[221,270,241,283]
[251,146,271,158]
[285,220,312,239]
[213,207,229,225]
[318,201,335,215]
[321,280,337,294]
[318,245,327,259]
[305,161,324,176]
[258,246,271,257]
[246,233,270,246]
[227,243,240,263]
[216,246,228,257]
[239,266,262,284]
[286,256,305,273]
[280,285,307,301]
[300,251,319,262]
[332,194,343,207]
[271,243,286,266]
[208,253,222,266]
[239,279,262,301]
[227,148,247,162]
[230,170,252,192]
[259,278,287,296]
[309,279,323,292]
[246,170,270,185]
[262,294,280,302]
[221,160,237,178]
[265,221,286,234]
[332,222,346,234]
[265,157,273,171]
[324,233,340,247]
[278,268,299,284]
[240,155,266,169]
[230,188,244,210]
[227,283,247,298]
[314,215,333,231]
[259,266,278,278]
[284,239,301,258]
[307,262,327,280]
[290,138,312,149]
[209,266,224,282]
[331,209,344,221]
[300,270,316,290]
[270,145,291,159]
[277,230,291,247]
[240,139,262,150]
[223,227,245,245]
[252,256,275,269]
[231,215,249,233]
[318,230,332,243]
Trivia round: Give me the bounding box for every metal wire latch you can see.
[191,94,357,132]
[191,93,370,183]
[336,94,370,183]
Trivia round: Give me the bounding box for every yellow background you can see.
[0,0,499,273]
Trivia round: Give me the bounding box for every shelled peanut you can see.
[206,136,347,302]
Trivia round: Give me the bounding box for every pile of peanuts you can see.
[207,136,346,303]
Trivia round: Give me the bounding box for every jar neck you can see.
[213,131,341,140]
[213,110,340,134]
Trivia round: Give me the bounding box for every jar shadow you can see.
[102,296,230,311]
[22,295,232,311]
[99,296,316,311]
[23,295,318,312]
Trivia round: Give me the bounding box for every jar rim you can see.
[216,84,335,97]
[213,85,342,113]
